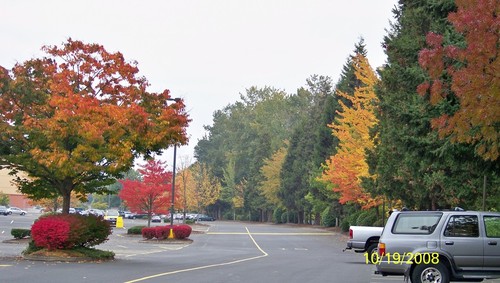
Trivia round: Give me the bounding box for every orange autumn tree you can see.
[418,0,500,161]
[0,39,189,214]
[321,54,380,209]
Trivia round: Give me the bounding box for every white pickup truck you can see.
[344,225,383,262]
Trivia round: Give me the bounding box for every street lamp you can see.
[170,144,177,227]
[166,97,181,237]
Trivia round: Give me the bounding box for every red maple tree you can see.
[418,0,499,161]
[119,160,177,225]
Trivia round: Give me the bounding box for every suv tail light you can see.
[349,228,353,239]
[378,242,386,256]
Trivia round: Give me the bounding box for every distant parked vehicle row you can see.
[197,214,215,221]
[0,206,27,216]
[82,208,105,217]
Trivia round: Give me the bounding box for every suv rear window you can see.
[392,213,442,234]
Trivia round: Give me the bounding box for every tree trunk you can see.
[61,188,72,214]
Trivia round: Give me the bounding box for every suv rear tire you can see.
[411,262,449,283]
[366,243,378,264]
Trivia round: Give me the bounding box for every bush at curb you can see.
[141,224,192,240]
[128,225,146,235]
[11,228,31,239]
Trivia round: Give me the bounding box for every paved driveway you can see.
[1,214,499,283]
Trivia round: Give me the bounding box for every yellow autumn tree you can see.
[190,162,221,213]
[176,167,198,213]
[322,54,381,209]
[258,143,288,207]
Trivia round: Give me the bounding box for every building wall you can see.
[0,169,31,209]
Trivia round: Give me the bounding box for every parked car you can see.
[197,214,215,221]
[151,215,162,223]
[104,209,120,227]
[57,207,77,214]
[124,211,136,219]
[7,206,27,215]
[0,206,8,216]
[344,225,383,263]
[375,209,500,283]
[86,209,104,217]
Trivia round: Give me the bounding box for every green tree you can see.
[0,192,9,205]
[0,39,189,213]
[195,86,310,221]
[371,0,499,210]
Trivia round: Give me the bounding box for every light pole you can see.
[170,144,177,227]
[166,97,180,238]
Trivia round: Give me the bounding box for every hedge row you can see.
[142,225,192,240]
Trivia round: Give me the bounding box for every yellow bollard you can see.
[168,228,175,239]
[116,216,124,228]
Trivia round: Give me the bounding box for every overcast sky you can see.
[1,0,397,167]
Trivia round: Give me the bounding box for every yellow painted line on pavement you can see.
[124,227,268,283]
[207,232,334,236]
[0,265,12,267]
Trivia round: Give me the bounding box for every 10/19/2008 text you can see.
[364,252,440,265]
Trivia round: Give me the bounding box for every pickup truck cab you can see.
[376,210,500,283]
[345,226,383,262]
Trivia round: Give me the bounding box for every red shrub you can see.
[31,218,71,250]
[142,227,156,239]
[141,225,192,240]
[31,214,111,250]
[155,226,170,240]
[173,224,192,239]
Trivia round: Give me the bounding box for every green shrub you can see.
[273,207,284,224]
[356,210,377,226]
[78,214,112,247]
[373,218,385,227]
[346,210,364,226]
[321,206,336,227]
[11,228,31,239]
[23,240,43,255]
[340,219,350,232]
[128,225,146,235]
[280,211,297,223]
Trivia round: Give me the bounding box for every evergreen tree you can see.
[371,0,499,210]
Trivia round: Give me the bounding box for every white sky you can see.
[1,0,397,167]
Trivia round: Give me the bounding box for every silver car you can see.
[7,206,27,215]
